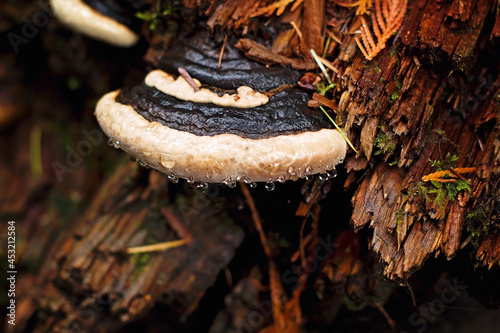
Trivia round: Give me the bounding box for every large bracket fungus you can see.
[95,33,346,185]
[49,0,147,47]
[51,2,347,185]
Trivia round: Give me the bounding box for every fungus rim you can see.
[50,0,139,47]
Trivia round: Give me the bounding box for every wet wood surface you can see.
[332,0,500,279]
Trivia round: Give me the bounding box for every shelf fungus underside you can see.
[96,69,346,184]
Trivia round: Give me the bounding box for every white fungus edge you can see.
[50,0,139,47]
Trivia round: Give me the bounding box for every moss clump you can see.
[316,82,335,96]
[465,205,490,249]
[374,131,397,156]
[136,0,174,31]
[417,153,472,208]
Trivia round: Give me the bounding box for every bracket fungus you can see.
[49,0,147,47]
[77,23,344,185]
[96,73,346,185]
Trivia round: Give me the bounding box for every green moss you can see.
[407,153,471,210]
[466,194,497,250]
[131,252,152,280]
[342,295,370,311]
[136,0,173,31]
[365,62,381,73]
[388,80,402,104]
[316,82,335,96]
[395,196,408,232]
[374,132,397,156]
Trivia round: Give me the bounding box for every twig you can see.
[290,21,309,56]
[218,34,228,69]
[178,67,200,92]
[240,183,272,258]
[160,207,194,243]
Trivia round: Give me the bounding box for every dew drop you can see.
[339,158,344,163]
[265,182,275,191]
[113,140,120,149]
[319,173,329,181]
[187,176,195,184]
[305,166,313,174]
[249,182,257,188]
[130,156,137,162]
[305,175,313,181]
[327,169,337,179]
[228,181,237,188]
[170,175,179,183]
[278,176,286,183]
[195,182,208,189]
[244,179,252,184]
[107,138,114,146]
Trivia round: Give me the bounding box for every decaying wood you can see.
[15,163,244,332]
[302,0,325,55]
[235,38,316,70]
[331,0,500,279]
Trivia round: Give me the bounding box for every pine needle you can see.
[310,49,333,85]
[319,106,359,155]
[126,239,187,254]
